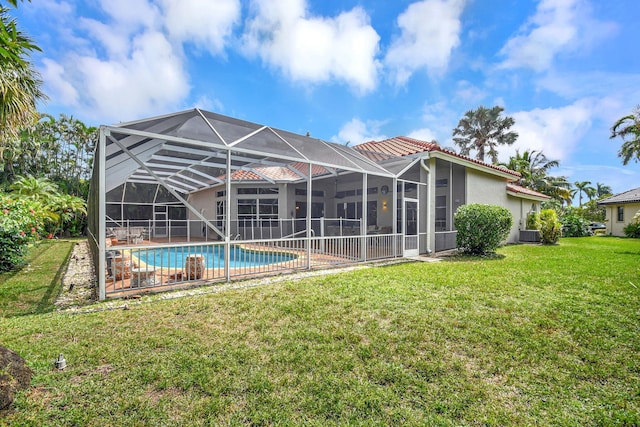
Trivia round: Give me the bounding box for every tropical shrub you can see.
[623,212,640,238]
[454,204,513,255]
[560,211,591,237]
[538,209,562,244]
[526,211,539,230]
[0,194,44,272]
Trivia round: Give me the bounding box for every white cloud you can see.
[160,0,240,54]
[332,118,388,146]
[538,71,640,119]
[384,0,466,85]
[33,0,242,122]
[241,0,380,93]
[407,128,437,142]
[498,0,617,72]
[41,59,79,105]
[454,80,487,104]
[506,100,594,162]
[59,31,190,122]
[98,0,160,29]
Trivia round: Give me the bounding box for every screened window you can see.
[238,198,279,227]
[216,200,225,228]
[337,202,362,219]
[238,187,279,195]
[617,206,624,222]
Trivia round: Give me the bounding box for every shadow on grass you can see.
[33,244,73,315]
[441,253,506,262]
[614,250,640,256]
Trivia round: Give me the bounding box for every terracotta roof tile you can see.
[355,136,520,178]
[506,183,551,199]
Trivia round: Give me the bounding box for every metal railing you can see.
[103,233,402,297]
[106,217,372,243]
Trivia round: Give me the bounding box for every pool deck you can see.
[104,241,360,299]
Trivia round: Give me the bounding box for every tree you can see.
[8,174,87,236]
[453,105,518,163]
[574,180,595,207]
[9,174,57,200]
[596,182,612,199]
[0,4,46,149]
[610,106,640,165]
[0,114,97,197]
[501,149,572,204]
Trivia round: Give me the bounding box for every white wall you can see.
[465,169,532,244]
[604,203,640,236]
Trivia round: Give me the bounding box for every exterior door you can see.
[404,198,419,256]
[154,206,168,238]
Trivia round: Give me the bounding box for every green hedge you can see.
[0,195,44,272]
[454,204,513,255]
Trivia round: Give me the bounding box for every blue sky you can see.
[12,0,640,197]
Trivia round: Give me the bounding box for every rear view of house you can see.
[88,108,549,299]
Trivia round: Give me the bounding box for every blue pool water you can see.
[134,245,296,269]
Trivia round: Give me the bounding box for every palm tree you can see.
[453,105,518,164]
[502,149,560,188]
[0,6,46,143]
[501,149,572,204]
[574,180,595,207]
[596,182,612,199]
[610,106,640,165]
[49,193,87,236]
[9,175,58,201]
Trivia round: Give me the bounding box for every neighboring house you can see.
[598,187,640,236]
[89,109,550,299]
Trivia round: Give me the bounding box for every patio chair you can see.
[112,228,128,244]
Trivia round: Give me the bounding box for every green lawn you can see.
[0,237,638,426]
[0,239,75,318]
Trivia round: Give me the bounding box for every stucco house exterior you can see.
[598,187,640,236]
[88,109,550,299]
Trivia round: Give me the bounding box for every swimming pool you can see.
[134,245,297,269]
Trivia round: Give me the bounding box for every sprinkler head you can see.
[55,353,67,370]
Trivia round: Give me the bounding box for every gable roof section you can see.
[355,136,521,179]
[598,187,640,205]
[507,183,551,200]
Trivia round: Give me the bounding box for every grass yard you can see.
[0,237,639,426]
[0,239,75,318]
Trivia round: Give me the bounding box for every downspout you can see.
[420,158,432,254]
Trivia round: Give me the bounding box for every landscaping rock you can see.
[0,346,32,411]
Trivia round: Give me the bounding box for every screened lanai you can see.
[88,108,417,300]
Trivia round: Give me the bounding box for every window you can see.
[617,206,624,222]
[337,202,362,219]
[295,189,325,197]
[435,195,447,232]
[238,198,279,227]
[216,200,225,228]
[237,187,279,195]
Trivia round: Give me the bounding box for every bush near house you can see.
[526,211,539,230]
[560,211,591,237]
[454,203,512,255]
[623,212,640,238]
[0,195,44,272]
[539,209,562,244]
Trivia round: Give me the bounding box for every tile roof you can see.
[597,187,640,205]
[219,163,331,182]
[506,183,551,199]
[355,136,521,178]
